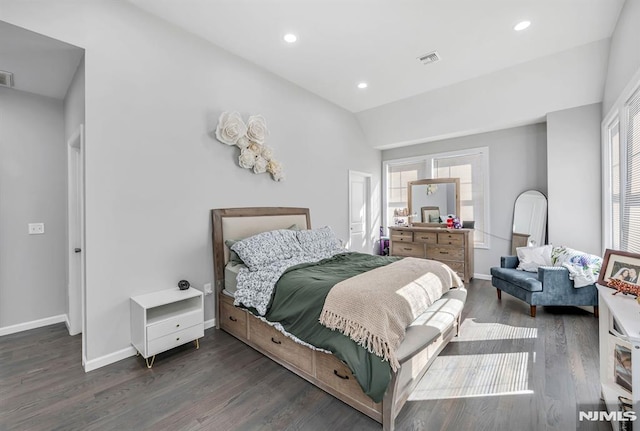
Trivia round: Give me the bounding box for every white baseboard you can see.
[204,318,216,330]
[84,345,137,372]
[0,314,67,337]
[473,273,492,281]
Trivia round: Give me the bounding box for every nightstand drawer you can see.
[426,247,464,261]
[391,242,425,258]
[147,323,204,357]
[147,310,203,341]
[437,233,464,246]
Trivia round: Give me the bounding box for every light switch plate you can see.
[28,223,45,235]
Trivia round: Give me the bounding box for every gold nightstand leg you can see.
[194,339,200,349]
[145,355,155,369]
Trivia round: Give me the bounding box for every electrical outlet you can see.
[204,283,213,295]
[28,223,45,235]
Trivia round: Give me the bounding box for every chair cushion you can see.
[490,267,542,292]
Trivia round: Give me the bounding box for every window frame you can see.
[382,147,490,249]
[602,68,640,252]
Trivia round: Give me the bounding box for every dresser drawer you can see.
[315,352,377,409]
[414,232,437,243]
[220,296,248,339]
[147,310,203,341]
[437,232,464,246]
[147,323,204,357]
[249,318,313,374]
[426,246,464,261]
[444,261,465,276]
[391,241,425,258]
[390,230,413,242]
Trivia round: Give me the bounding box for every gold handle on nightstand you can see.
[229,316,238,322]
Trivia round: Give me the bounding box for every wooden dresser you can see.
[388,226,474,282]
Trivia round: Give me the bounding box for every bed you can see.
[211,207,467,431]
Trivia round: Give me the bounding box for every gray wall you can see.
[603,0,640,114]
[383,123,548,276]
[547,104,603,255]
[0,1,381,363]
[0,88,67,327]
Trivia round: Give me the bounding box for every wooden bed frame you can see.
[211,207,464,431]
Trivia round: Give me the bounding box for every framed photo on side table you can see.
[597,249,640,298]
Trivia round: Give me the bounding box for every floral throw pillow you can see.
[297,226,343,258]
[231,229,302,269]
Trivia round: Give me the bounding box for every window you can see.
[604,82,640,253]
[383,147,489,248]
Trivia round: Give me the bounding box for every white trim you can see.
[0,314,67,337]
[473,273,492,281]
[204,318,216,330]
[84,346,137,372]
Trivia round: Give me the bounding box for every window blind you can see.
[623,91,640,253]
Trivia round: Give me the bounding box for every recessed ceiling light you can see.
[283,33,297,43]
[514,20,531,31]
[357,82,368,89]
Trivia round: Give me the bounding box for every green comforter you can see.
[262,252,400,403]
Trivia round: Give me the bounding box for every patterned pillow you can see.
[296,226,342,257]
[231,229,303,269]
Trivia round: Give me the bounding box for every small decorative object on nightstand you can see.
[130,287,204,368]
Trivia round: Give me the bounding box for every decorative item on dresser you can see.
[388,226,474,282]
[130,287,204,368]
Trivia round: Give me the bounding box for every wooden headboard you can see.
[211,207,311,296]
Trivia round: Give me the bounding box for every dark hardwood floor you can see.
[0,279,608,431]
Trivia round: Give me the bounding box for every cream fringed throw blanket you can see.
[319,257,463,371]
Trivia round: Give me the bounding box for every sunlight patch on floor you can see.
[452,318,538,342]
[408,352,533,400]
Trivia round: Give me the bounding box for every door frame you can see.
[67,124,86,364]
[348,170,372,253]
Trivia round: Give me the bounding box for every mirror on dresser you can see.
[408,178,460,227]
[511,190,547,254]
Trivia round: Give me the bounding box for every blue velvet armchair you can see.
[490,256,598,317]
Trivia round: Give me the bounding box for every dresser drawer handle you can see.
[228,316,238,322]
[333,369,350,380]
[271,337,282,345]
[439,251,449,255]
[176,337,180,341]
[176,324,180,328]
[403,247,412,251]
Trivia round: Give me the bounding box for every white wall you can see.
[357,40,609,149]
[546,103,602,255]
[0,88,67,327]
[603,0,640,114]
[382,123,547,276]
[0,1,381,364]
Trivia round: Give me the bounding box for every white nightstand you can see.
[130,287,204,368]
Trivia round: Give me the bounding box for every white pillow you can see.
[516,245,552,272]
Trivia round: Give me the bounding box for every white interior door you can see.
[349,171,371,253]
[67,125,85,351]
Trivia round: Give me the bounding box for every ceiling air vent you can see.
[418,51,441,65]
[0,70,14,88]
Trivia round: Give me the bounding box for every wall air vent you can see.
[0,70,14,88]
[418,51,441,65]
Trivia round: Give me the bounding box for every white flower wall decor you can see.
[214,112,285,182]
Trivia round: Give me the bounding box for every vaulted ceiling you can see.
[128,0,625,113]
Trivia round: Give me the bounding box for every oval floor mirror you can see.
[512,190,547,254]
